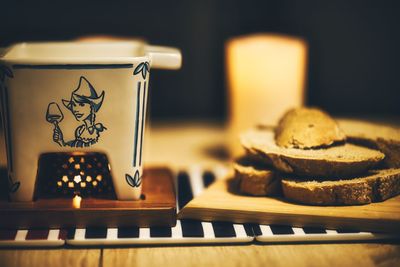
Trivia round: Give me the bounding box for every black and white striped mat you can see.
[0,166,398,247]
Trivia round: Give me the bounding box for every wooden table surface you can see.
[1,121,400,267]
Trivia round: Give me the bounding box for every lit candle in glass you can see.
[226,34,308,156]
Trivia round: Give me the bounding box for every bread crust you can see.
[338,119,400,168]
[234,156,280,196]
[241,129,385,177]
[281,168,400,205]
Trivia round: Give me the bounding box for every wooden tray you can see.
[0,167,176,228]
[178,175,400,233]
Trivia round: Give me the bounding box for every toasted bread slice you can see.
[338,119,400,168]
[234,156,280,196]
[275,108,346,149]
[281,168,400,205]
[241,129,385,177]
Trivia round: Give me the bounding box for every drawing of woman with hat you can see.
[53,76,106,147]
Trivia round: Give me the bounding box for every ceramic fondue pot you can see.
[0,41,181,201]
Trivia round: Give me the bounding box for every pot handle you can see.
[145,45,182,70]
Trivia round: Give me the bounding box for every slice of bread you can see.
[234,156,280,196]
[338,119,400,168]
[281,168,400,205]
[241,129,385,177]
[275,108,346,149]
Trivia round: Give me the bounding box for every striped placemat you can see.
[0,166,398,247]
[252,224,397,243]
[0,229,66,247]
[65,166,253,246]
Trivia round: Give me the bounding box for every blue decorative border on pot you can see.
[126,61,150,188]
[13,64,134,70]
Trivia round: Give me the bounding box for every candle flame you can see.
[73,195,82,209]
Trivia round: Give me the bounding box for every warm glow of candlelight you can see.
[73,195,82,209]
[226,33,308,156]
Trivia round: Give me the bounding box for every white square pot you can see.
[0,41,181,201]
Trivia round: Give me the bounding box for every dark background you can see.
[2,0,399,121]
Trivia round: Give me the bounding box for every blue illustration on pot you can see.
[46,76,106,147]
[125,171,142,188]
[133,61,150,79]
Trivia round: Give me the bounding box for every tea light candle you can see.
[226,34,308,156]
[72,195,82,209]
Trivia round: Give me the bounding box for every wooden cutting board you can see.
[178,174,400,233]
